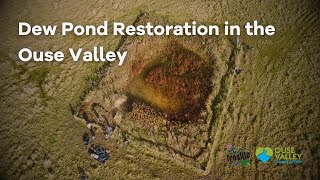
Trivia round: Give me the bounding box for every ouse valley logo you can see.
[226,144,250,167]
[256,147,273,163]
[273,147,302,164]
[255,147,302,164]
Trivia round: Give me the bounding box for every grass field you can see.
[0,0,319,179]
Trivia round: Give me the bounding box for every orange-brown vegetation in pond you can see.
[132,41,213,123]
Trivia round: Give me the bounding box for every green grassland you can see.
[0,0,319,179]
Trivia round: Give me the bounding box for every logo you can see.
[255,147,273,163]
[255,147,302,164]
[273,147,302,164]
[226,144,250,167]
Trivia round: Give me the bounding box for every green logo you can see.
[256,147,273,163]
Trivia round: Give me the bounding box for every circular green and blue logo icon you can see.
[255,147,273,163]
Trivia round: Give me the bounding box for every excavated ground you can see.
[128,41,213,123]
